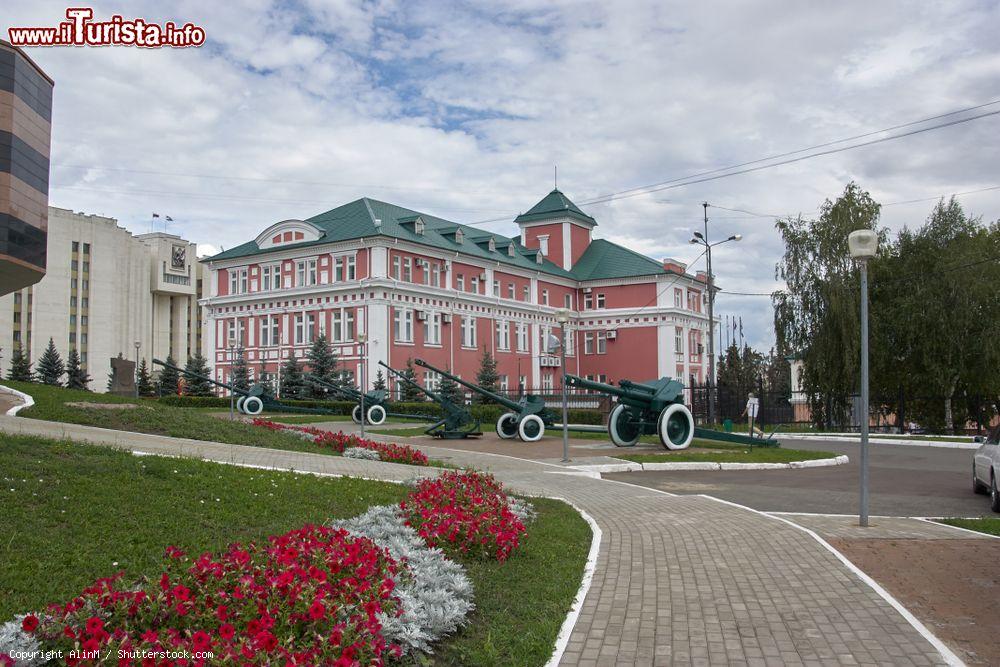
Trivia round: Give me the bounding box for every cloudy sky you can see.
[6,0,1000,350]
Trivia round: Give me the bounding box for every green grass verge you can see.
[936,517,1000,536]
[615,445,837,464]
[0,436,591,666]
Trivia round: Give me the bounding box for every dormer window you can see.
[255,219,323,250]
[455,229,464,244]
[415,218,425,235]
[536,251,544,265]
[488,237,496,252]
[507,245,516,258]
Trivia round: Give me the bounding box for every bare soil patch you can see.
[830,537,1000,666]
[66,401,139,410]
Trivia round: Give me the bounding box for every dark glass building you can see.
[0,39,53,295]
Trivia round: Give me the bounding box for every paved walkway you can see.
[0,414,960,666]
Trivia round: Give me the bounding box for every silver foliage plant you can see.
[342,446,380,461]
[0,615,46,667]
[507,496,537,525]
[333,505,474,655]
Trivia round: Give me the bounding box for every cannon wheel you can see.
[496,412,519,439]
[517,414,545,442]
[243,396,264,415]
[366,404,388,426]
[608,403,641,447]
[658,403,694,450]
[236,396,246,414]
[351,405,363,424]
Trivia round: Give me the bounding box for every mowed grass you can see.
[936,517,1000,536]
[5,380,342,456]
[615,445,837,464]
[0,436,592,666]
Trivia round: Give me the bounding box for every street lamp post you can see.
[228,338,236,420]
[358,333,367,439]
[848,229,878,527]
[133,341,141,397]
[691,210,741,425]
[555,309,571,463]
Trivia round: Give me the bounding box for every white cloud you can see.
[5,0,1000,351]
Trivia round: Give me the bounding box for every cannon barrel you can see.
[153,357,248,396]
[413,358,521,410]
[378,361,447,404]
[618,379,658,394]
[564,373,635,400]
[303,373,361,400]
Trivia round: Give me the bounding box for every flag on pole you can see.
[152,213,160,218]
[739,317,744,347]
[165,216,173,222]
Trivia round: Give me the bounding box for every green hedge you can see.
[155,395,605,424]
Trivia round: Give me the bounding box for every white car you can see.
[973,425,1000,512]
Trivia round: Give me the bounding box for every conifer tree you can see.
[372,369,387,392]
[305,334,338,398]
[436,367,464,405]
[280,353,304,400]
[65,348,91,390]
[398,357,424,402]
[36,338,65,386]
[182,353,214,396]
[473,348,500,404]
[156,353,181,396]
[230,347,251,393]
[7,345,32,382]
[136,358,155,396]
[257,362,274,394]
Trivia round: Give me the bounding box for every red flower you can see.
[218,623,235,640]
[85,616,104,635]
[21,614,39,632]
[308,600,326,621]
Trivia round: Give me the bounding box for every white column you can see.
[370,246,388,278]
[657,323,671,379]
[530,322,541,388]
[367,302,389,386]
[562,221,572,271]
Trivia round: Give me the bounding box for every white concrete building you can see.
[0,207,204,389]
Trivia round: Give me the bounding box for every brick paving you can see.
[770,513,993,541]
[0,414,957,666]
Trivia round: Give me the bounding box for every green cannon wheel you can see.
[351,405,363,424]
[608,403,641,447]
[517,414,545,442]
[657,403,694,450]
[496,412,519,439]
[366,404,388,426]
[242,396,264,415]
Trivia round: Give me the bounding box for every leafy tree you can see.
[7,346,32,382]
[136,358,155,397]
[182,353,214,397]
[36,338,65,386]
[372,369,387,392]
[280,353,304,400]
[397,358,424,402]
[473,348,500,404]
[230,347,251,393]
[437,370,464,405]
[305,334,338,398]
[773,182,885,428]
[65,348,91,390]
[157,353,181,396]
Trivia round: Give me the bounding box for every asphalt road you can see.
[603,438,994,518]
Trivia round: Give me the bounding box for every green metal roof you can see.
[514,189,597,226]
[570,239,669,280]
[206,195,680,283]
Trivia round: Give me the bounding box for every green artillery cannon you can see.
[415,358,555,442]
[378,361,481,439]
[564,374,695,449]
[303,373,391,425]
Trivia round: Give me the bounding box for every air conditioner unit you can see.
[583,287,592,293]
[442,314,453,324]
[606,330,617,340]
[416,310,428,321]
[479,273,487,281]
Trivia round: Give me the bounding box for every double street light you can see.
[547,309,572,464]
[358,333,368,440]
[689,203,741,424]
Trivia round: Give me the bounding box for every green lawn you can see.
[0,436,591,666]
[614,444,837,464]
[936,517,1000,536]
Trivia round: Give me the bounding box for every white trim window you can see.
[596,331,607,354]
[262,265,273,291]
[542,372,553,391]
[541,288,549,306]
[470,276,479,293]
[260,316,279,346]
[584,333,594,355]
[675,326,684,360]
[423,312,442,345]
[493,280,500,297]
[456,274,465,291]
[461,316,477,348]
[392,256,401,280]
[596,293,606,308]
[402,257,412,282]
[496,319,510,351]
[423,370,441,392]
[583,293,593,309]
[538,235,549,256]
[393,308,414,343]
[429,262,442,287]
[674,288,683,308]
[507,283,515,299]
[229,270,238,295]
[332,309,355,343]
[308,259,317,286]
[564,293,572,309]
[334,255,356,282]
[515,322,529,352]
[522,285,530,301]
[239,269,248,294]
[227,319,237,345]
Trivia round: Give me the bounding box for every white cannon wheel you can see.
[351,405,363,424]
[608,403,641,447]
[658,403,694,450]
[235,396,246,414]
[496,412,519,439]
[366,404,387,426]
[517,414,545,442]
[242,396,264,415]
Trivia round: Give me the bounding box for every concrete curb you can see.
[0,383,34,416]
[776,433,979,449]
[574,454,850,473]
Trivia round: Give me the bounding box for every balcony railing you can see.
[163,272,191,285]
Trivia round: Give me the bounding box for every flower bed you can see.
[401,470,527,563]
[251,419,429,466]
